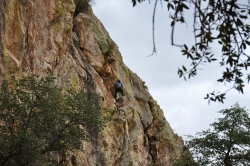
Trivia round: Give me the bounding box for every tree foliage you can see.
[186,103,250,166]
[0,75,102,166]
[132,0,250,103]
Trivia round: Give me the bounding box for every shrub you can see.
[74,0,94,17]
[0,75,102,165]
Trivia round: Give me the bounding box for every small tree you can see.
[187,103,250,166]
[0,75,102,166]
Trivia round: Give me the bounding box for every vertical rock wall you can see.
[0,0,189,165]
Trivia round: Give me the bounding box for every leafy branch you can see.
[132,0,250,103]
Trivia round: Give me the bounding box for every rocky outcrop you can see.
[0,0,189,165]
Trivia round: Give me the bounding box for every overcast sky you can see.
[92,0,250,138]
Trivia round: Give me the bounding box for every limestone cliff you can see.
[0,0,189,165]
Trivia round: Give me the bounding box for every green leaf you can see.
[238,63,244,67]
[239,15,247,19]
[170,3,174,10]
[167,3,171,10]
[217,79,223,82]
[182,65,187,72]
[218,41,223,44]
[242,43,246,50]
[178,68,183,77]
[132,0,136,6]
[182,3,189,9]
[184,44,188,50]
[246,40,250,46]
[171,20,175,27]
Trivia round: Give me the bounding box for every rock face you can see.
[0,0,189,165]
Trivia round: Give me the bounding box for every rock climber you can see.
[114,79,124,98]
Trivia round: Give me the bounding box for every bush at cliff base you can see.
[0,75,102,166]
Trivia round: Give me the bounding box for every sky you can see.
[92,0,250,138]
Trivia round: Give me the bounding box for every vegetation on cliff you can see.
[74,0,94,16]
[0,75,102,166]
